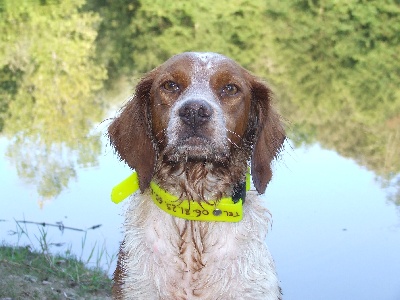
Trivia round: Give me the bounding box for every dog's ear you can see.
[108,72,156,192]
[250,79,285,194]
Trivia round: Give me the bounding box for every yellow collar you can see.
[111,172,250,223]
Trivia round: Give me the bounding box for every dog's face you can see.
[149,52,253,163]
[109,52,285,193]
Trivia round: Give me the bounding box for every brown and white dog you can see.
[109,52,285,299]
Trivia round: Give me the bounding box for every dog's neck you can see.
[153,159,248,202]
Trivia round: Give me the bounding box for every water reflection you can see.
[263,0,400,204]
[1,0,398,202]
[1,0,106,198]
[0,1,399,299]
[5,134,101,199]
[1,0,399,201]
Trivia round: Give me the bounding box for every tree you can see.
[264,0,400,180]
[0,0,107,198]
[90,0,275,75]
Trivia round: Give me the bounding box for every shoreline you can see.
[0,244,112,299]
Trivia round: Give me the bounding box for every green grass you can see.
[0,221,115,299]
[0,244,112,299]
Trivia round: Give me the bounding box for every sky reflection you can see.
[1,136,399,299]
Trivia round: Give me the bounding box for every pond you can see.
[0,1,399,299]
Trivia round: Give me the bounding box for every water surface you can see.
[1,1,399,299]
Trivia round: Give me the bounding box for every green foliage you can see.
[91,0,274,75]
[265,0,400,177]
[0,0,107,198]
[0,66,23,131]
[129,0,272,71]
[84,0,141,79]
[0,0,399,199]
[266,0,400,117]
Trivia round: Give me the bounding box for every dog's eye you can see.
[222,84,239,96]
[163,81,180,92]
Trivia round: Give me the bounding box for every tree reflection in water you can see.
[0,0,398,203]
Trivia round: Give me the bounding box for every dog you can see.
[109,52,285,299]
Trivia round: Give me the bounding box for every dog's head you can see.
[109,52,285,193]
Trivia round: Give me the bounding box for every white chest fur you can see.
[120,191,281,300]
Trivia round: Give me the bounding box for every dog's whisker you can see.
[154,128,167,138]
[156,103,172,107]
[226,129,242,139]
[226,136,239,148]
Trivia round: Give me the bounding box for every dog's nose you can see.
[178,100,213,127]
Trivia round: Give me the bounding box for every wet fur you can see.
[109,52,285,299]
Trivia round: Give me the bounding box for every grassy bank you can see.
[0,245,112,299]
